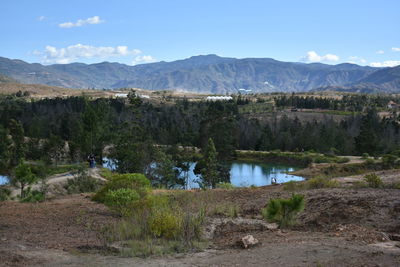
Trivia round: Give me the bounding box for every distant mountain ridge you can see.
[0,54,399,93]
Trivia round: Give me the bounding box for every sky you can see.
[1,0,400,67]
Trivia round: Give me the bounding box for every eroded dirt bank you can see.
[1,186,400,266]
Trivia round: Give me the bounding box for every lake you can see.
[0,175,9,185]
[103,158,304,189]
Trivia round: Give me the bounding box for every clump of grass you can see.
[306,177,340,189]
[212,203,240,218]
[64,167,102,194]
[96,174,207,257]
[364,173,383,188]
[216,182,235,189]
[283,178,339,191]
[283,181,306,191]
[0,187,11,201]
[262,194,305,228]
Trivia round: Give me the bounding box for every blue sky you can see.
[1,0,400,67]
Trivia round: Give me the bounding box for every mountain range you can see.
[1,55,399,93]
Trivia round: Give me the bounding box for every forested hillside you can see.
[1,93,399,172]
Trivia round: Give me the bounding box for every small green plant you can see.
[93,173,151,202]
[11,162,37,198]
[364,158,375,165]
[307,177,340,189]
[20,189,45,203]
[283,180,306,191]
[64,168,101,194]
[361,153,370,159]
[212,204,240,218]
[382,154,397,168]
[364,173,383,188]
[0,187,11,201]
[104,188,140,217]
[216,182,235,189]
[262,194,305,228]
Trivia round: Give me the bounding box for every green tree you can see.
[42,134,65,165]
[9,119,26,166]
[355,110,380,155]
[262,194,305,228]
[11,162,37,198]
[151,149,182,188]
[198,138,220,188]
[0,126,12,171]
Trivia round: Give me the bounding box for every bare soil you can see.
[1,180,400,266]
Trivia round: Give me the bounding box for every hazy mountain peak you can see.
[1,55,399,93]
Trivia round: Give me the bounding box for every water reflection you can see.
[102,158,304,189]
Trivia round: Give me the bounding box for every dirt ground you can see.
[1,179,400,267]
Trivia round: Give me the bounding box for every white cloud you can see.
[347,56,367,65]
[392,47,400,52]
[59,16,104,28]
[132,55,156,65]
[376,50,385,54]
[301,51,339,63]
[370,60,400,67]
[37,16,46,21]
[35,44,142,64]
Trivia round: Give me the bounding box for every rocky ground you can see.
[1,172,400,266]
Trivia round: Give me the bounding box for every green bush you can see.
[307,177,340,189]
[212,204,240,218]
[283,181,306,191]
[0,187,11,201]
[104,188,140,217]
[382,154,397,168]
[148,205,182,239]
[364,158,375,165]
[364,173,383,188]
[93,173,151,202]
[262,194,305,228]
[361,153,370,159]
[216,182,235,189]
[20,189,45,203]
[64,168,101,194]
[100,193,206,256]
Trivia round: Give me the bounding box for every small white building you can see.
[114,93,128,98]
[387,101,398,109]
[206,96,233,101]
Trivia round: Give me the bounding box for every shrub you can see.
[64,168,101,194]
[212,204,240,218]
[262,194,305,228]
[104,188,140,217]
[148,205,182,239]
[20,189,45,203]
[382,154,397,168]
[361,153,370,159]
[100,193,206,256]
[216,182,235,189]
[364,173,383,188]
[307,177,340,189]
[364,158,375,165]
[0,187,11,201]
[283,181,306,191]
[93,173,151,202]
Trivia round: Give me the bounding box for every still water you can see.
[103,158,304,189]
[0,175,9,185]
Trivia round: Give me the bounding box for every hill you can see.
[1,55,399,93]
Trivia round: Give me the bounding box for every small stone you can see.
[240,235,259,249]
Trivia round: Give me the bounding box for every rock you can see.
[240,235,259,249]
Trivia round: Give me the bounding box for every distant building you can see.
[387,101,398,109]
[206,96,233,101]
[114,93,128,98]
